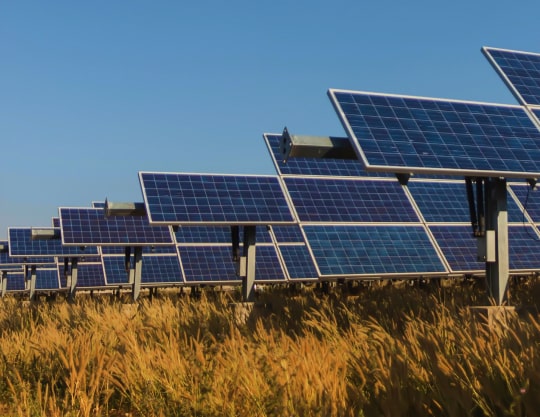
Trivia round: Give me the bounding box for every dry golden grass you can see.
[0,278,538,416]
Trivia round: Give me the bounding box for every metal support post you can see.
[242,226,257,302]
[484,178,509,305]
[1,271,7,298]
[132,246,143,301]
[68,258,78,301]
[28,265,37,301]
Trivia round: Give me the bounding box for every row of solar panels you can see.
[3,46,540,297]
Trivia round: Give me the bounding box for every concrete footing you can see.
[230,302,271,325]
[469,306,517,332]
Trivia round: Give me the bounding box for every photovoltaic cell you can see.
[408,181,524,223]
[328,89,540,178]
[179,245,285,283]
[60,207,173,246]
[482,47,540,107]
[285,177,418,223]
[103,256,129,285]
[140,172,295,225]
[278,245,318,280]
[8,228,98,257]
[303,225,447,277]
[100,245,177,255]
[103,254,183,285]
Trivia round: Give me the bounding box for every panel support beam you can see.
[132,246,143,301]
[68,258,78,301]
[28,265,37,301]
[105,201,147,217]
[1,271,7,298]
[280,127,357,162]
[240,226,257,302]
[484,178,510,305]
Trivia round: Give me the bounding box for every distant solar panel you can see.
[179,245,285,283]
[59,207,173,246]
[35,268,60,290]
[408,181,524,223]
[264,133,378,177]
[52,217,60,227]
[508,225,540,270]
[5,271,25,291]
[285,177,418,223]
[509,185,540,224]
[482,47,540,107]
[303,225,447,277]
[328,89,540,178]
[271,225,305,243]
[8,228,98,257]
[139,172,295,225]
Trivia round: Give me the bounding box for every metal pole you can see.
[28,265,37,301]
[485,178,509,305]
[68,258,78,301]
[242,226,257,302]
[1,271,7,298]
[132,247,143,301]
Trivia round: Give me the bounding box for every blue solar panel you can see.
[140,172,295,225]
[179,245,285,283]
[58,262,106,288]
[278,245,318,280]
[328,89,540,178]
[139,255,183,284]
[264,133,381,177]
[60,207,173,246]
[35,268,60,290]
[52,217,60,227]
[408,181,524,223]
[92,201,106,208]
[303,225,446,277]
[509,185,540,224]
[271,225,305,243]
[174,226,273,244]
[285,177,418,223]
[482,47,540,107]
[103,256,129,284]
[508,225,540,270]
[429,225,482,272]
[6,271,26,291]
[8,228,98,257]
[100,246,177,255]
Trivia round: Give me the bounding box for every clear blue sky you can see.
[1,0,540,238]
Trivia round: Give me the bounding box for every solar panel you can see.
[59,207,173,246]
[508,225,540,270]
[408,180,524,223]
[52,217,60,227]
[8,228,98,258]
[5,271,26,291]
[277,245,318,280]
[328,89,540,178]
[58,262,106,288]
[271,225,305,243]
[482,47,540,107]
[139,172,295,225]
[264,133,379,177]
[103,254,183,285]
[179,245,285,283]
[284,177,418,223]
[35,268,60,290]
[303,225,447,277]
[428,225,483,273]
[174,226,273,244]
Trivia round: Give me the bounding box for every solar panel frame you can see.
[139,172,296,226]
[328,88,540,178]
[59,207,174,246]
[482,46,540,107]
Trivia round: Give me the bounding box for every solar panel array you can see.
[5,45,540,300]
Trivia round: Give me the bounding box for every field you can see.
[0,278,539,417]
